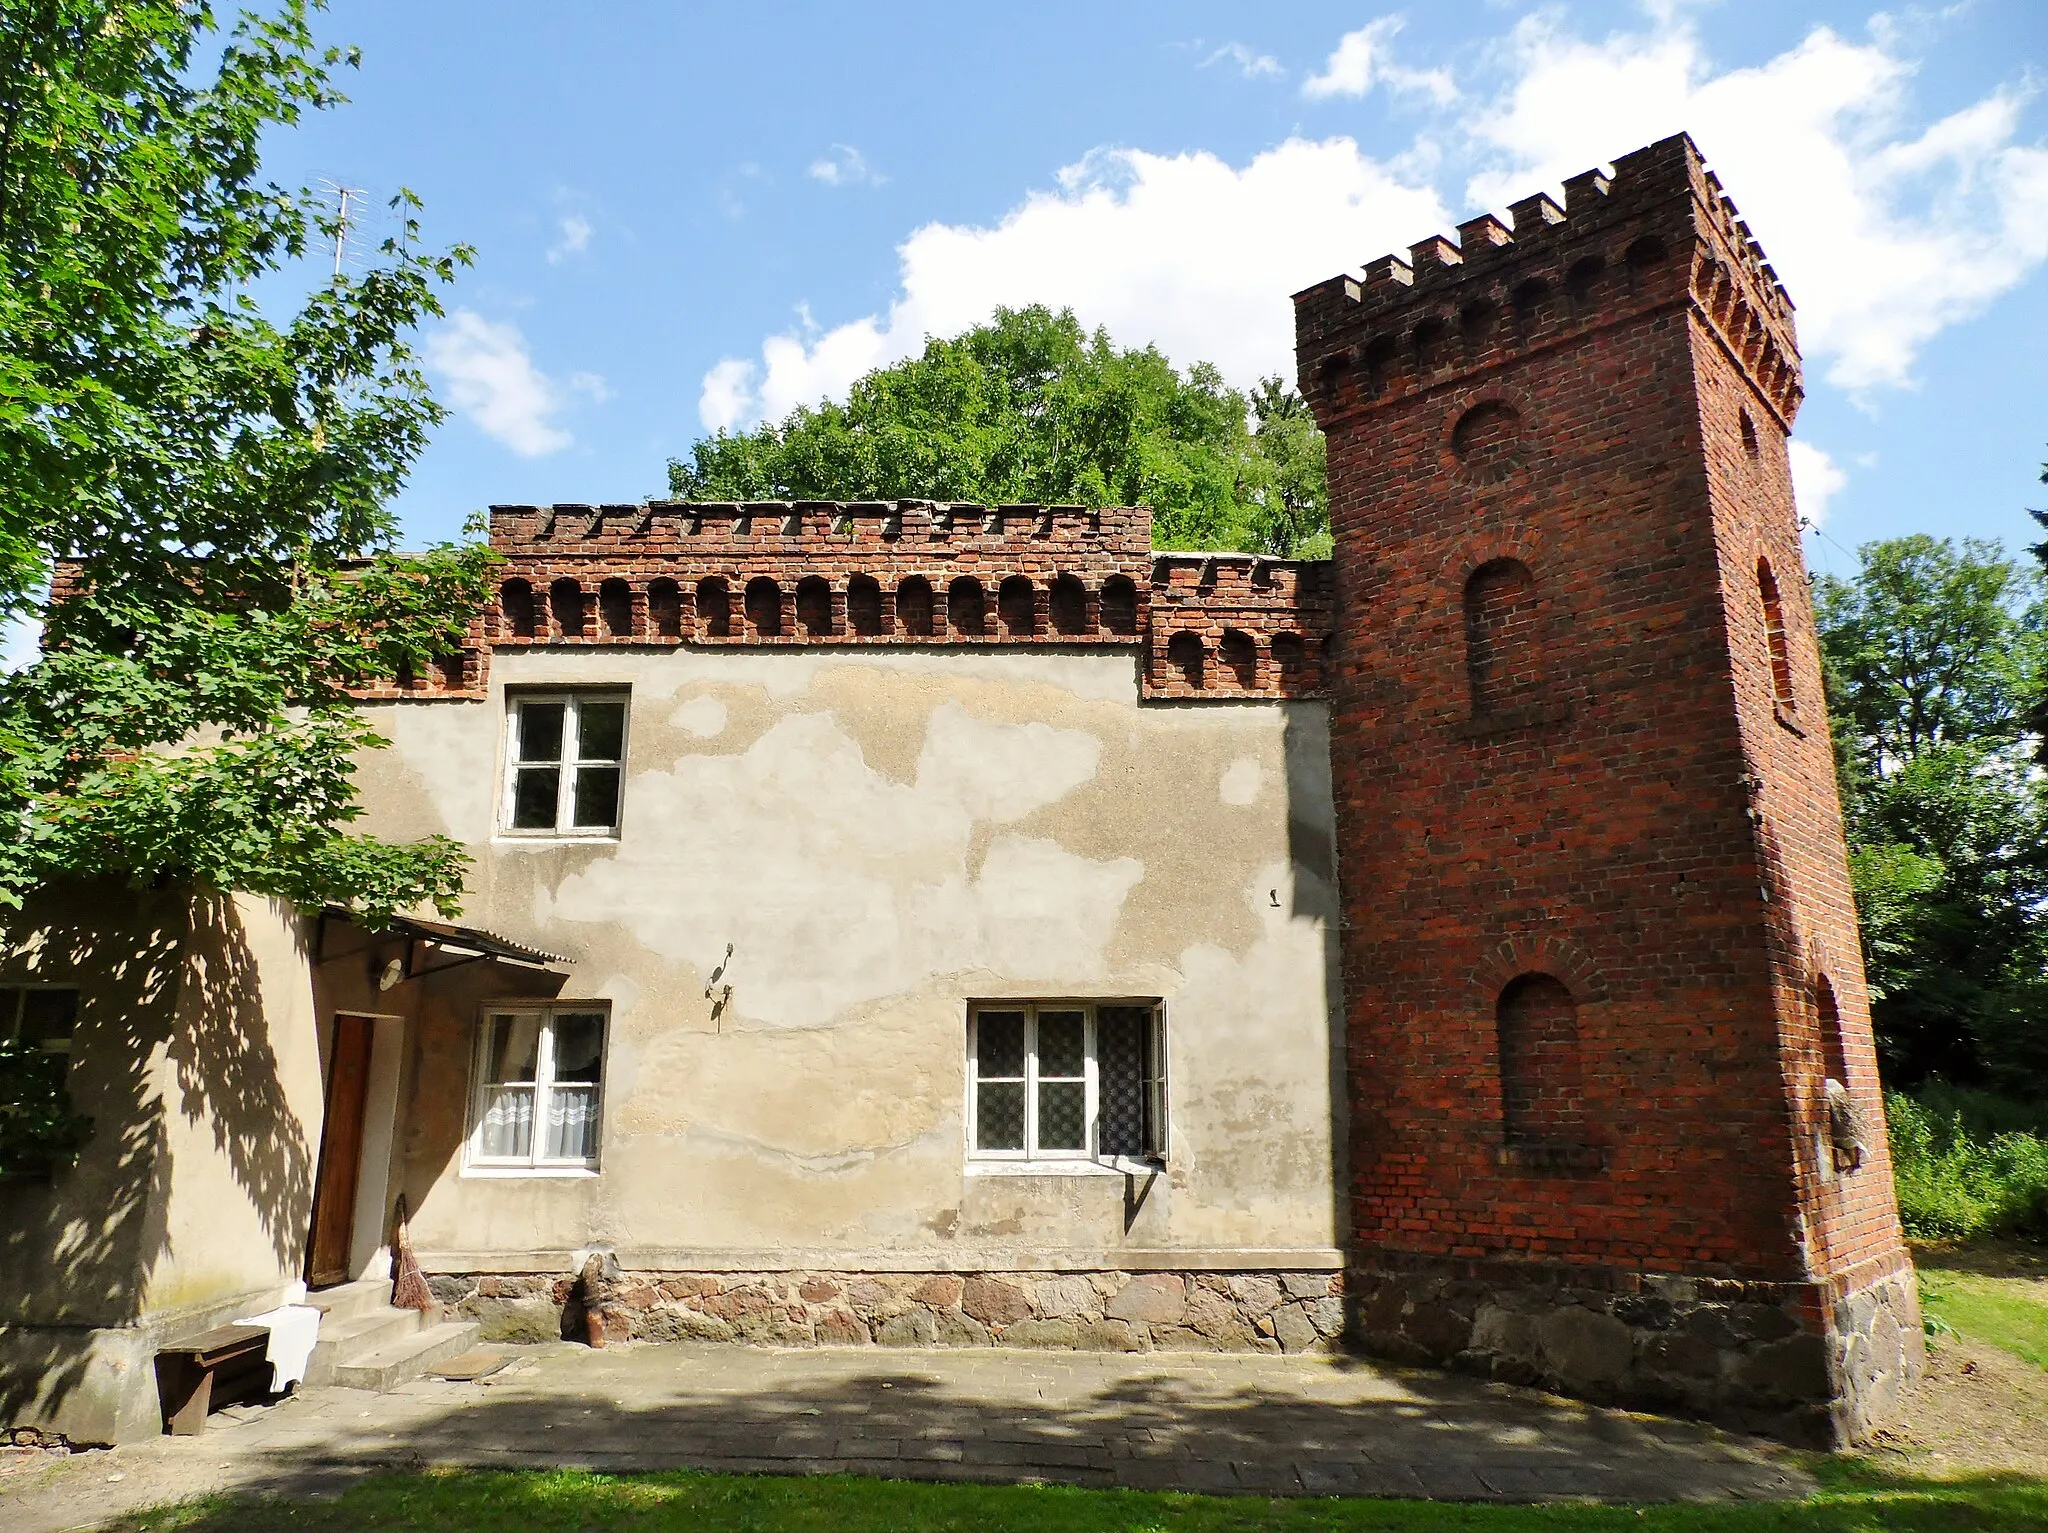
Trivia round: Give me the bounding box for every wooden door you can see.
[306,1014,375,1287]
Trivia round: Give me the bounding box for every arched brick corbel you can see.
[1467,932,1608,1005]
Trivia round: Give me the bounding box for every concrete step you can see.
[304,1307,423,1387]
[331,1320,481,1392]
[307,1277,395,1326]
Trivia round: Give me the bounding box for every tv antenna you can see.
[316,178,371,277]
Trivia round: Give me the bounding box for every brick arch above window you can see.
[1466,933,1606,1006]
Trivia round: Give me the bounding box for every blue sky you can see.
[267,0,2048,578]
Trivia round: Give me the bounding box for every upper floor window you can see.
[467,1005,608,1172]
[967,1001,1165,1165]
[1,986,77,1057]
[504,692,627,836]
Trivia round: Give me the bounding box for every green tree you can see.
[0,0,490,930]
[670,306,1329,556]
[1817,536,2048,1092]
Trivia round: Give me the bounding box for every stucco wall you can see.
[0,887,323,1441]
[352,647,1345,1270]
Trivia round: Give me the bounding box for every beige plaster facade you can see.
[355,646,1346,1276]
[0,889,326,1443]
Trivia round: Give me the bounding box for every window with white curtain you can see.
[467,1005,608,1172]
[967,1001,1166,1165]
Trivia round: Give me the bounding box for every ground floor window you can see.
[968,1001,1165,1163]
[467,1005,608,1171]
[0,986,77,1057]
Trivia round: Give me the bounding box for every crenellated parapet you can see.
[1145,553,1335,700]
[1293,132,1802,433]
[365,499,1334,703]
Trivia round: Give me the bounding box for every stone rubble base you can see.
[428,1269,1347,1355]
[1348,1261,1922,1449]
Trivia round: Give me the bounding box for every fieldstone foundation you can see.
[428,1268,1347,1356]
[1347,1253,1922,1448]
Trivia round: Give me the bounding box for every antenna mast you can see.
[318,178,369,277]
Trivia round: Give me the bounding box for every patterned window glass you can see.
[974,1011,1027,1152]
[968,1003,1163,1162]
[1036,1010,1087,1150]
[505,694,629,835]
[470,1006,607,1170]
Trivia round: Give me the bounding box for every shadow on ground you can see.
[15,1341,1838,1533]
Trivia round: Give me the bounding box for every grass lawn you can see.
[1916,1252,2048,1367]
[110,1462,2048,1533]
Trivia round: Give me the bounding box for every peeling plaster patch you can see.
[672,695,728,738]
[913,702,1101,823]
[1219,756,1264,806]
[974,836,1143,982]
[553,708,1130,1029]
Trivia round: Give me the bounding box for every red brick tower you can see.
[1294,133,1917,1446]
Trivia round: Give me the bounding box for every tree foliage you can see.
[1817,535,2048,1094]
[0,0,490,926]
[670,306,1330,557]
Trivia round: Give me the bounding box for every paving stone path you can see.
[6,1342,1812,1530]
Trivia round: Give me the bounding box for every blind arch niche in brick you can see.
[1464,557,1540,715]
[1496,972,1584,1149]
[1758,557,1795,710]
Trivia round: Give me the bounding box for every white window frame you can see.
[0,985,78,1057]
[463,1004,609,1176]
[966,1000,1167,1171]
[500,691,629,839]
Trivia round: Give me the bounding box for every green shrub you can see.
[1889,1088,2048,1241]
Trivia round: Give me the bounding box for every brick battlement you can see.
[360,501,1334,704]
[1295,132,1802,431]
[487,499,1150,552]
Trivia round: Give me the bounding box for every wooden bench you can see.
[154,1323,271,1435]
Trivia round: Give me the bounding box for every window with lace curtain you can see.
[466,1005,608,1173]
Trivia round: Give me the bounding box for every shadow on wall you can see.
[0,885,313,1428]
[170,893,315,1270]
[1280,701,1350,1267]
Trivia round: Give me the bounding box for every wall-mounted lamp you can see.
[378,958,405,992]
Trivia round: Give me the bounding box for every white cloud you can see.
[1302,17,1457,105]
[699,357,759,433]
[1790,440,1849,528]
[569,370,612,404]
[1201,42,1283,80]
[700,11,2048,434]
[426,310,572,457]
[546,213,592,265]
[698,139,1445,428]
[809,144,884,188]
[1463,16,2048,393]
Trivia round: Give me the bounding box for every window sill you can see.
[494,830,621,844]
[460,1164,601,1180]
[966,1157,1165,1178]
